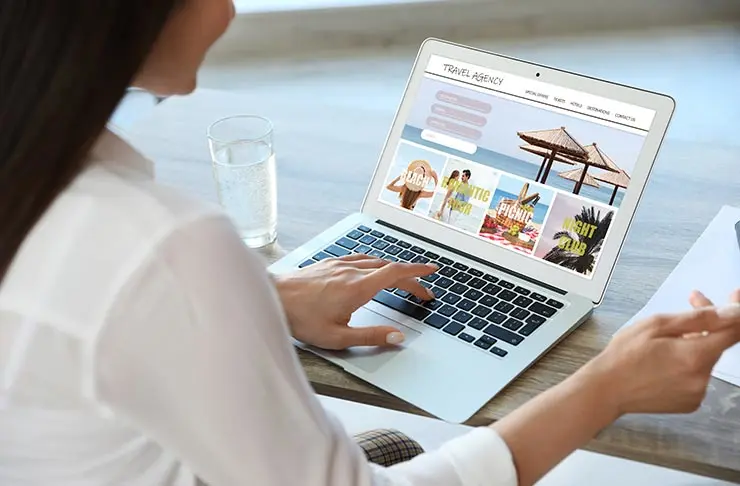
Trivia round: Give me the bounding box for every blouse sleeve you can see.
[90,214,518,486]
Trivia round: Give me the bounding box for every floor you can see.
[115,24,740,485]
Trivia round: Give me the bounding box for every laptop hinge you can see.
[376,220,567,296]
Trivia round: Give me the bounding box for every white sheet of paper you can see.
[619,205,740,386]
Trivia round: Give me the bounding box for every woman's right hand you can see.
[584,290,740,416]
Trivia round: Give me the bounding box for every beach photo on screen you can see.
[379,141,448,217]
[479,174,555,255]
[534,194,616,277]
[429,158,500,234]
[400,77,640,209]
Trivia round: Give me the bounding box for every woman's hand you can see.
[274,254,437,350]
[583,289,740,416]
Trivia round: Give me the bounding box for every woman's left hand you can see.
[274,255,438,350]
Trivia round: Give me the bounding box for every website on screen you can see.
[379,55,656,279]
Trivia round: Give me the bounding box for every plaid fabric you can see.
[354,429,425,467]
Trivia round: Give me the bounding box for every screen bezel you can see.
[361,38,675,304]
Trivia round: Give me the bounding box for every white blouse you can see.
[0,128,518,486]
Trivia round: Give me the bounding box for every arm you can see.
[420,171,440,198]
[386,175,403,193]
[91,214,518,486]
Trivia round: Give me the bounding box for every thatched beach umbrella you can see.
[593,168,631,205]
[520,144,576,181]
[517,127,588,184]
[563,143,620,194]
[558,168,600,192]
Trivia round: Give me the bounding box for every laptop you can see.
[269,38,675,423]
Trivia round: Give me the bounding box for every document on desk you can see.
[620,205,740,387]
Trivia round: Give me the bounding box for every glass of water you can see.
[208,115,277,248]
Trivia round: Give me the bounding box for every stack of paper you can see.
[620,206,740,386]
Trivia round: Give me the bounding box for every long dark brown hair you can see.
[0,1,182,284]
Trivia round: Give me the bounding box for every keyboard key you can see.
[547,299,565,309]
[359,235,376,245]
[385,256,399,262]
[469,277,486,290]
[436,277,454,289]
[453,262,469,271]
[438,304,458,317]
[483,284,502,296]
[510,307,530,320]
[483,274,499,283]
[472,305,491,318]
[513,296,533,308]
[397,240,412,249]
[519,321,543,336]
[499,280,515,289]
[314,251,332,261]
[452,273,472,284]
[370,230,385,238]
[442,293,462,305]
[474,336,496,350]
[409,295,425,305]
[498,290,517,302]
[425,250,440,259]
[398,250,416,261]
[495,301,515,314]
[419,281,432,289]
[514,286,531,296]
[325,245,350,257]
[369,250,385,258]
[347,230,364,240]
[452,311,473,324]
[442,322,465,336]
[424,314,449,329]
[439,267,457,277]
[450,283,468,295]
[464,289,483,301]
[411,245,425,253]
[483,325,524,346]
[394,289,411,298]
[430,286,446,299]
[491,347,509,357]
[422,273,440,283]
[479,295,498,308]
[412,255,430,264]
[531,292,547,302]
[385,245,402,256]
[487,311,507,324]
[336,237,358,250]
[503,318,524,331]
[355,245,372,254]
[527,314,546,326]
[469,317,488,330]
[458,332,476,343]
[372,240,390,250]
[530,302,557,318]
[373,291,431,321]
[424,299,444,311]
[358,225,372,233]
[299,260,315,268]
[457,299,476,312]
[383,235,398,243]
[438,257,454,266]
[468,268,484,277]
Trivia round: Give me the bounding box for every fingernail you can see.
[718,303,740,318]
[426,288,436,299]
[426,263,439,270]
[386,332,405,345]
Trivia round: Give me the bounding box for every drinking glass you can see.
[208,115,277,248]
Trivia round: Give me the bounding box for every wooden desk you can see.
[126,88,740,482]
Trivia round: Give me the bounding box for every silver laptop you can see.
[269,39,675,423]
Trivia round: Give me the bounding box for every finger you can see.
[365,262,438,290]
[337,253,376,263]
[649,307,728,338]
[689,290,713,309]
[339,256,390,270]
[333,325,406,349]
[730,289,740,304]
[396,278,435,301]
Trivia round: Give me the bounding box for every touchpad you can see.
[331,308,421,373]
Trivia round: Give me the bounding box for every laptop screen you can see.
[378,54,656,279]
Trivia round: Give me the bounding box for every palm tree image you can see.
[543,206,614,275]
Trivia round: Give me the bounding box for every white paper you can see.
[619,205,740,386]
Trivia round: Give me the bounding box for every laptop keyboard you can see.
[299,225,566,358]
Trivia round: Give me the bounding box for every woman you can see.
[436,169,460,222]
[1,2,739,485]
[386,159,439,210]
